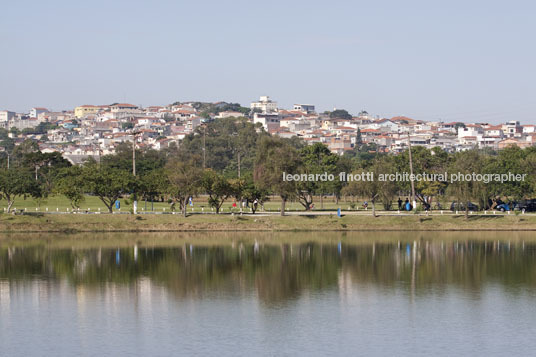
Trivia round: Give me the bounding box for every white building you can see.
[0,110,15,128]
[369,118,399,132]
[215,111,245,119]
[458,125,484,139]
[250,96,277,114]
[293,104,315,113]
[478,136,502,149]
[523,125,535,134]
[288,119,312,132]
[502,121,522,137]
[253,112,280,132]
[110,103,140,113]
[483,125,504,137]
[184,116,202,132]
[30,107,48,118]
[9,117,43,130]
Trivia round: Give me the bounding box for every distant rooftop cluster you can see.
[1,96,534,163]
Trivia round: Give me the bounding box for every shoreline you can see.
[1,213,536,233]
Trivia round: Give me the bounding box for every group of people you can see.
[361,198,418,211]
[232,199,260,212]
[397,197,413,211]
[397,196,435,211]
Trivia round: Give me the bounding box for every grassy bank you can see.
[3,230,536,249]
[1,212,535,233]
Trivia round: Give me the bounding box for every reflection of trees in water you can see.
[253,244,341,304]
[1,240,536,303]
[342,241,536,294]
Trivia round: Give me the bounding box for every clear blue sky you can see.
[2,0,535,123]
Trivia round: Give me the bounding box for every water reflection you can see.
[1,235,535,304]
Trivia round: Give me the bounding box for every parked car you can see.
[450,201,479,212]
[490,198,510,211]
[513,199,536,212]
[496,203,510,212]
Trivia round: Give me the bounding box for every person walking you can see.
[397,197,403,210]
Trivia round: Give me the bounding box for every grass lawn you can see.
[1,194,454,214]
[1,210,535,233]
[0,194,356,213]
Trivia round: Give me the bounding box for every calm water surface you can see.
[1,232,536,356]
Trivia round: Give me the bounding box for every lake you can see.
[1,232,536,356]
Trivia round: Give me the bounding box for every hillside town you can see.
[1,95,534,163]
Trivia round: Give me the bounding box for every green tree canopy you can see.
[254,136,300,216]
[0,167,41,212]
[178,117,267,175]
[165,157,203,216]
[297,143,339,210]
[54,166,86,209]
[201,169,233,214]
[81,164,136,213]
[329,109,352,120]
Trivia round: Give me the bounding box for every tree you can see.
[523,150,536,197]
[81,164,135,213]
[334,155,354,203]
[18,151,71,209]
[21,122,58,135]
[394,146,449,208]
[9,127,20,136]
[122,122,134,130]
[355,128,363,149]
[178,117,265,174]
[54,166,85,209]
[297,143,339,210]
[254,136,300,216]
[201,170,232,214]
[454,122,466,130]
[240,173,269,214]
[447,150,485,218]
[484,146,531,200]
[137,168,168,211]
[344,143,382,168]
[329,109,352,120]
[183,101,250,117]
[228,177,246,208]
[165,159,203,217]
[373,156,399,211]
[0,168,40,212]
[24,151,71,182]
[0,128,15,155]
[342,157,397,216]
[10,139,39,166]
[100,142,166,177]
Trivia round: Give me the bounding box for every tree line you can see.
[1,118,535,216]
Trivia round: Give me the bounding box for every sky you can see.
[1,0,535,123]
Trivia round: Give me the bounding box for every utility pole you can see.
[132,135,136,176]
[407,132,416,209]
[202,125,206,169]
[237,152,241,178]
[132,129,140,214]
